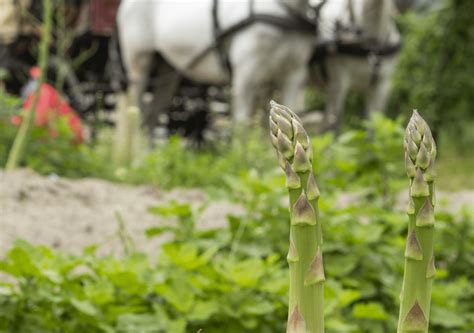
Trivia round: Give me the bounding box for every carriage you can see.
[0,0,232,141]
[1,0,408,142]
[1,0,119,114]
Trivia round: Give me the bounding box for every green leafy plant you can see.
[390,0,474,149]
[0,91,111,178]
[1,100,472,332]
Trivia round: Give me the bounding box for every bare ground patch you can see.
[0,169,243,256]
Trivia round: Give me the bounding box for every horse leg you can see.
[365,74,392,119]
[145,60,181,136]
[281,67,307,112]
[124,51,153,110]
[231,63,258,126]
[324,62,351,133]
[122,51,155,135]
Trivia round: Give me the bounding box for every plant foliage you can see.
[1,115,472,332]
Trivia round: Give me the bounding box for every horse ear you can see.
[394,0,417,13]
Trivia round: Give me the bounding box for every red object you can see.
[30,67,41,79]
[90,0,120,36]
[13,81,85,143]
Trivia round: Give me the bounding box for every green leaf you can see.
[352,302,389,320]
[326,318,359,332]
[167,319,187,333]
[222,259,265,287]
[338,289,361,307]
[42,269,63,284]
[108,271,148,295]
[241,299,275,315]
[148,201,192,218]
[85,280,115,305]
[324,253,358,277]
[241,317,259,329]
[145,226,174,238]
[70,298,98,317]
[162,243,198,269]
[116,313,167,331]
[430,306,465,328]
[188,300,219,321]
[5,242,40,276]
[0,285,13,296]
[155,277,195,313]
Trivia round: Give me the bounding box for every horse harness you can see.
[310,39,401,86]
[310,0,402,86]
[205,0,401,86]
[189,0,317,75]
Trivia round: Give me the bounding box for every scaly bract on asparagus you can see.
[269,101,324,333]
[398,110,437,333]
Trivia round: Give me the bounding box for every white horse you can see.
[117,0,411,133]
[310,0,403,131]
[117,0,315,128]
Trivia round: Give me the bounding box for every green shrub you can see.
[390,0,474,150]
[1,177,472,332]
[0,114,472,332]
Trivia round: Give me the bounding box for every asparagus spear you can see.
[398,110,437,333]
[269,101,324,333]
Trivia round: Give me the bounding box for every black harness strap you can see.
[186,4,316,73]
[309,0,401,85]
[335,41,401,57]
[309,40,401,84]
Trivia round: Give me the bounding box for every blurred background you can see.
[0,0,472,332]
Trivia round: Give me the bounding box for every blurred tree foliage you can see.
[390,0,474,147]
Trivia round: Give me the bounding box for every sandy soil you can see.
[0,170,472,257]
[0,169,243,256]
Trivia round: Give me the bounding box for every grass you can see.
[436,153,474,191]
[435,126,474,191]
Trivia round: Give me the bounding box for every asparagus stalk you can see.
[269,101,324,333]
[398,110,437,333]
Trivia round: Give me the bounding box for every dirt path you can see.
[1,170,472,257]
[0,169,243,256]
